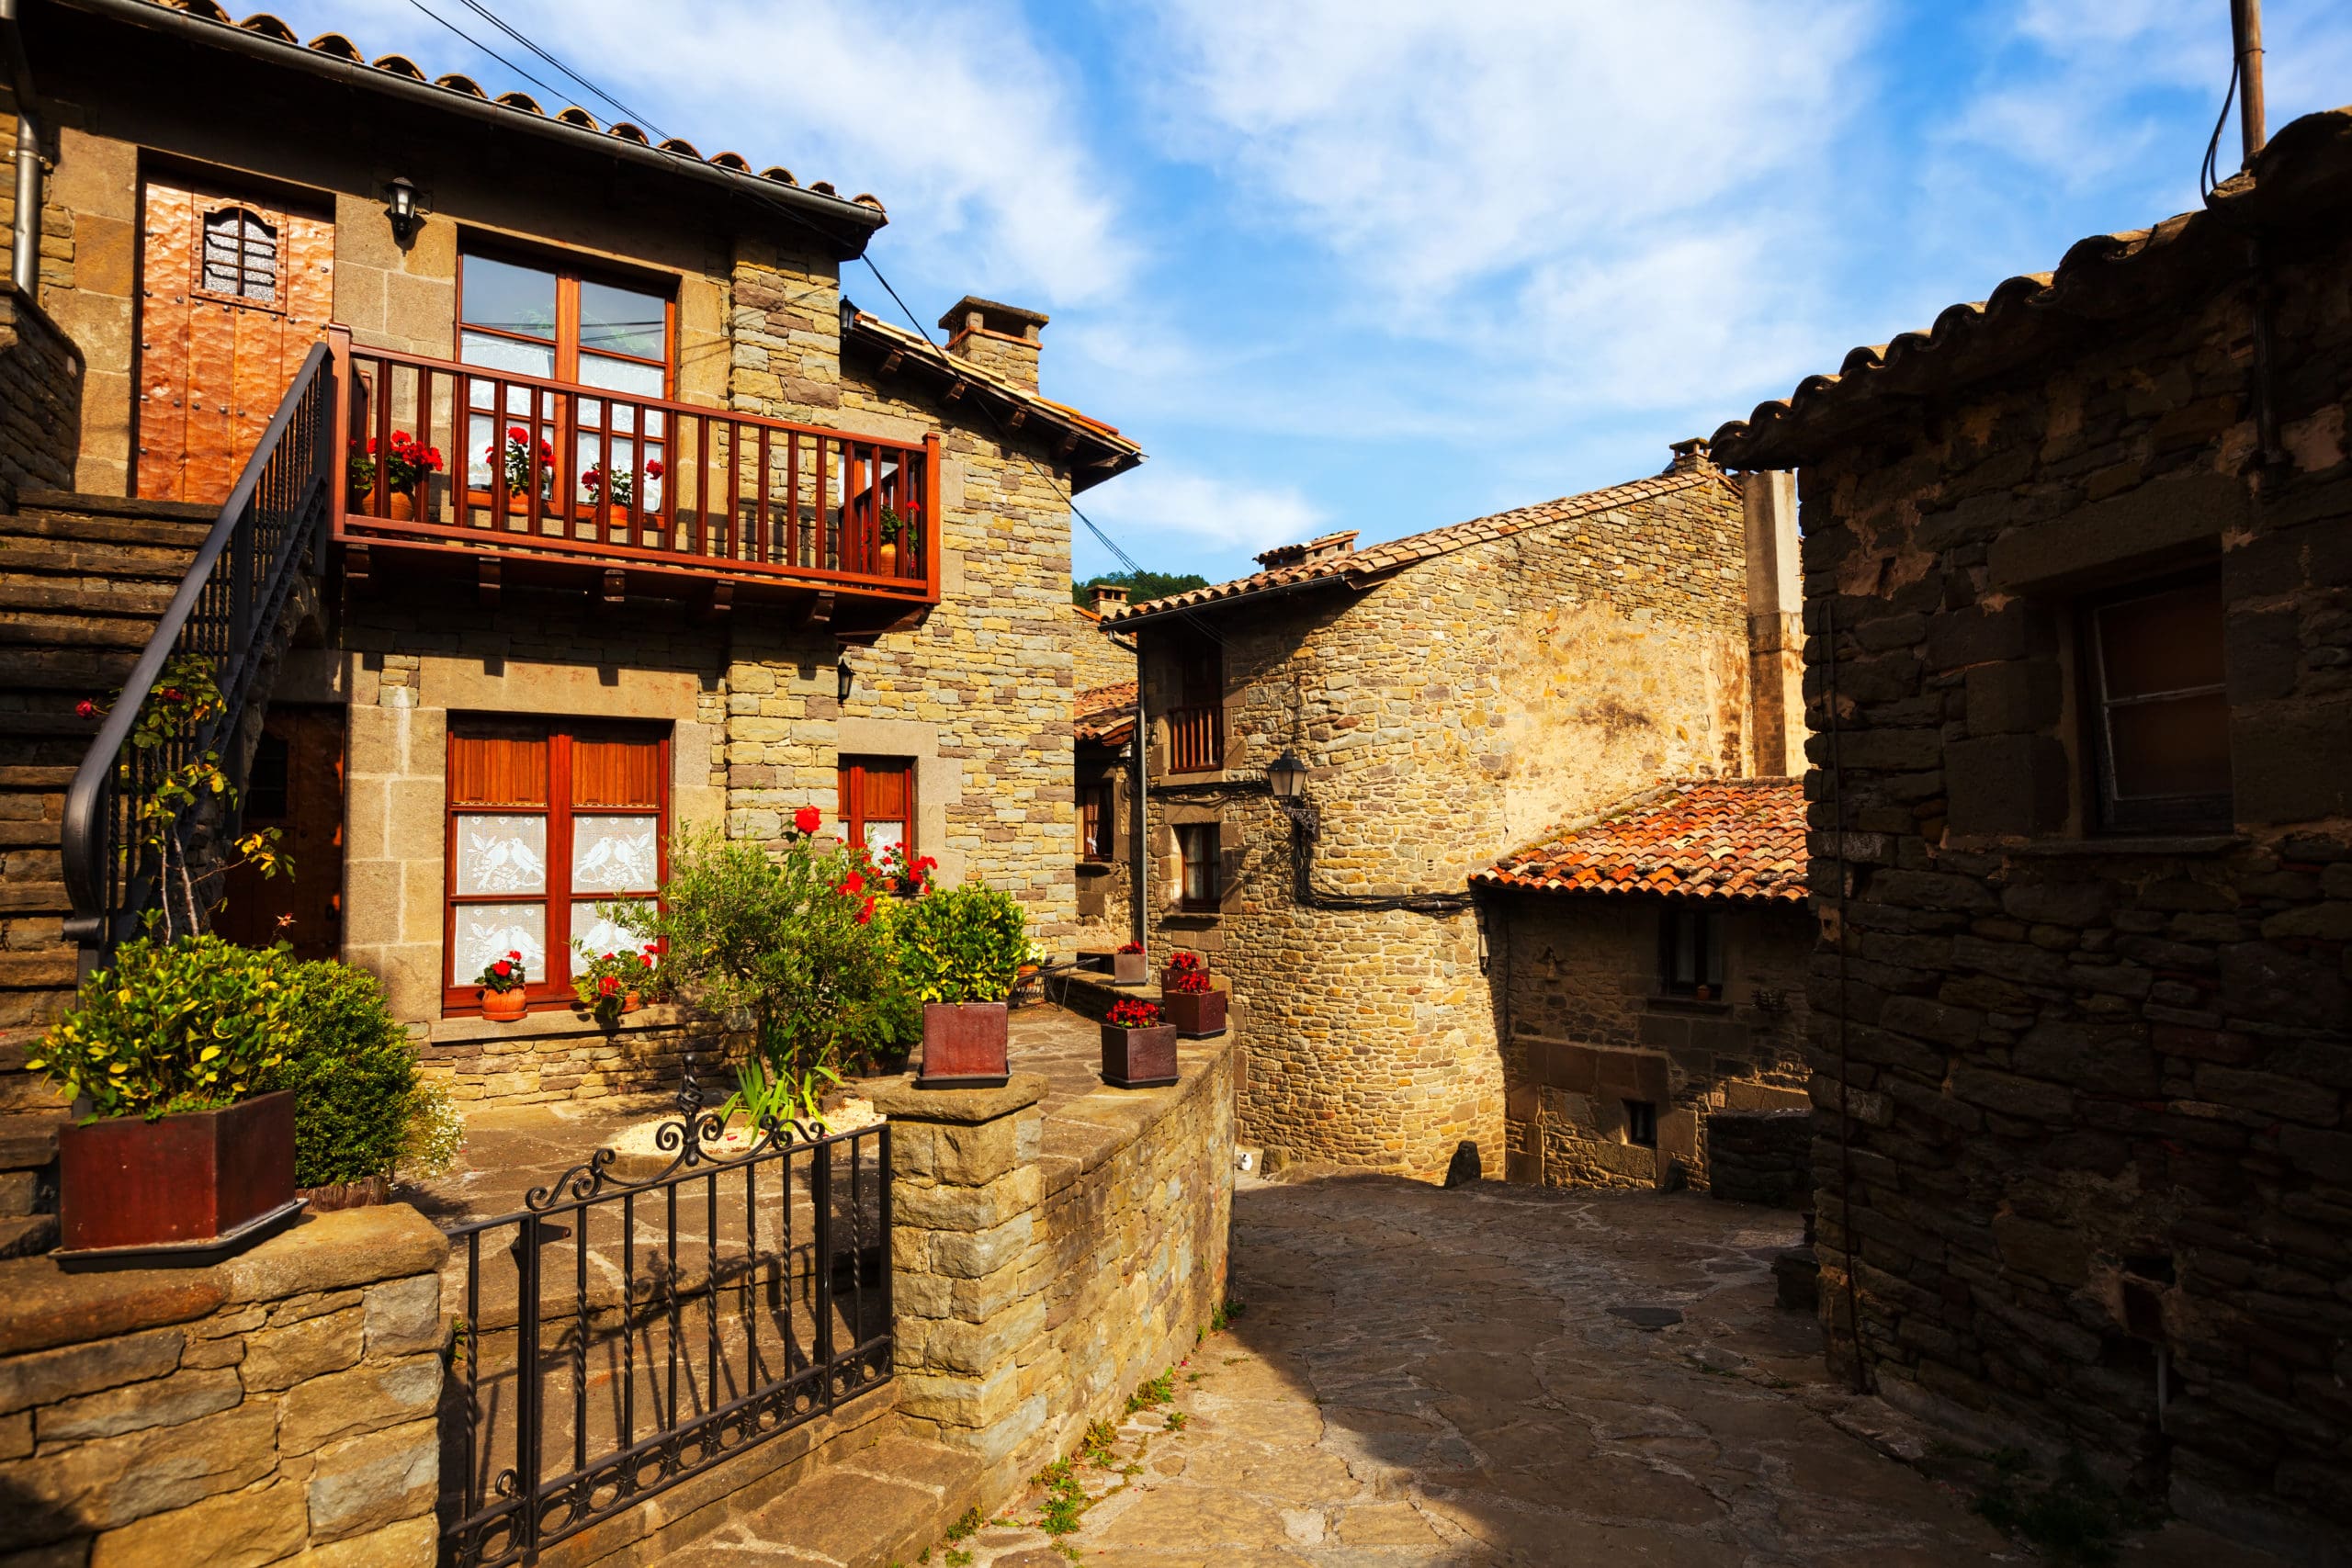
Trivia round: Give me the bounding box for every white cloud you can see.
[1076,467,1328,560]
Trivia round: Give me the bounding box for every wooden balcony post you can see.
[923,432,943,604]
[326,326,353,537]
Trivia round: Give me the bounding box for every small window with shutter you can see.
[196,205,283,309]
[838,757,916,859]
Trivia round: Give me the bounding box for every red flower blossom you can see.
[508,949,523,961]
[160,688,187,705]
[856,897,876,926]
[492,959,512,977]
[598,976,619,996]
[74,698,97,719]
[793,806,823,836]
[646,459,664,479]
[838,870,865,897]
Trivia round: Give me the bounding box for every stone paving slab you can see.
[955,1173,2289,1568]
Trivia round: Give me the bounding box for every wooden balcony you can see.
[331,333,939,629]
[1166,704,1224,773]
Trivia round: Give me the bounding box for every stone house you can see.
[1101,446,1808,1178]
[1068,584,1137,947]
[0,0,1139,1251]
[1472,777,1813,1191]
[1709,104,2352,1557]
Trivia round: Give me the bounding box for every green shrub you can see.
[892,883,1027,1005]
[29,934,295,1120]
[260,959,423,1188]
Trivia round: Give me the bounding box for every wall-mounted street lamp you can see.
[836,658,854,705]
[384,176,426,246]
[1264,749,1319,836]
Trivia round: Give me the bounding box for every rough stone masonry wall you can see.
[1705,1107,1812,1208]
[0,1206,448,1565]
[0,285,82,508]
[726,243,1082,942]
[1496,893,1812,1191]
[1143,476,1751,1179]
[1798,220,2352,1555]
[874,1037,1235,1511]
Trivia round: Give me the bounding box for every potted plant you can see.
[1100,998,1178,1089]
[489,424,555,513]
[582,457,662,526]
[1161,948,1205,994]
[897,879,1028,1089]
[477,949,529,1021]
[1163,965,1227,1040]
[877,500,920,576]
[371,429,443,520]
[28,934,304,1261]
[873,840,938,898]
[572,942,659,1021]
[1112,940,1148,986]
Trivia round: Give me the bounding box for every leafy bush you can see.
[260,958,429,1188]
[628,825,917,1091]
[30,934,295,1120]
[894,883,1028,1005]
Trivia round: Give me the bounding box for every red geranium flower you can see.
[74,698,97,718]
[492,959,512,977]
[793,806,823,836]
[839,870,865,897]
[856,897,876,926]
[598,976,619,996]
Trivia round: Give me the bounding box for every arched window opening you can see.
[198,206,279,303]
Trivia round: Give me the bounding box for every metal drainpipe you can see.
[2,0,40,298]
[1128,653,1149,967]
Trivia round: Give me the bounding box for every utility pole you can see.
[2232,0,2266,165]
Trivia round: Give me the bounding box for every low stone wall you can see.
[422,1006,734,1106]
[1705,1107,1812,1208]
[872,1034,1235,1509]
[0,1205,448,1565]
[0,285,82,510]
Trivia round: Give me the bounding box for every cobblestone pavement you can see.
[950,1173,2283,1568]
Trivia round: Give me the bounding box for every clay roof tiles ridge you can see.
[1474,778,1809,903]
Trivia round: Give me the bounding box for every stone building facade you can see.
[0,0,1141,1177]
[1104,450,1805,1178]
[1474,779,1813,1191]
[1710,105,2352,1558]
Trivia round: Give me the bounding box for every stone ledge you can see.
[427,1004,695,1048]
[864,1073,1048,1125]
[215,1206,450,1306]
[0,1265,222,1358]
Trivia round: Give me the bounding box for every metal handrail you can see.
[60,341,335,969]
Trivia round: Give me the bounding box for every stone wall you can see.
[0,1206,448,1564]
[872,1036,1235,1509]
[1705,1107,1812,1208]
[1494,892,1812,1191]
[1790,213,2352,1553]
[1066,603,1132,693]
[1137,468,1752,1178]
[0,285,82,508]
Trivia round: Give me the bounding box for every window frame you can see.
[1079,780,1115,862]
[442,718,671,1017]
[194,204,284,311]
[454,243,678,395]
[1623,1100,1658,1150]
[1657,904,1725,998]
[837,756,918,863]
[2081,570,2233,835]
[1176,821,1220,911]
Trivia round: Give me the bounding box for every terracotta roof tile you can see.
[1074,681,1136,745]
[1104,459,1736,625]
[1473,779,1809,903]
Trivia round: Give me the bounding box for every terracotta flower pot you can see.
[1164,987,1227,1039]
[1111,952,1147,986]
[480,987,528,1021]
[1100,1024,1178,1089]
[56,1090,301,1262]
[918,1001,1010,1089]
[623,989,643,1014]
[388,491,415,521]
[877,540,899,576]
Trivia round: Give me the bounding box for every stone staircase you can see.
[0,490,216,1254]
[659,1432,983,1567]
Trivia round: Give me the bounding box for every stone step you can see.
[0,647,140,693]
[0,883,67,915]
[0,536,205,581]
[662,1433,980,1568]
[0,767,75,789]
[1,507,214,549]
[14,490,219,526]
[0,612,162,649]
[0,579,179,618]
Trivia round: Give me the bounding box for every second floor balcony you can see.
[334,334,939,629]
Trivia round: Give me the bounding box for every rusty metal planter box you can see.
[918,1001,1011,1089]
[1163,988,1227,1039]
[1110,952,1148,986]
[56,1089,301,1265]
[1100,1024,1178,1089]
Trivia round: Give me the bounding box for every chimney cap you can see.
[938,295,1050,339]
[1088,582,1129,608]
[1667,437,1715,474]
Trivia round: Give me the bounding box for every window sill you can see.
[1164,909,1222,927]
[431,1002,690,1043]
[1645,996,1732,1017]
[1076,859,1116,872]
[2005,834,2247,859]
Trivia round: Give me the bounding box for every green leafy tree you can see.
[1072,570,1210,608]
[892,882,1028,1005]
[623,821,917,1121]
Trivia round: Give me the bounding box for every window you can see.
[2086,574,2232,831]
[1657,905,1724,998]
[457,250,673,506]
[445,719,667,1012]
[198,206,279,306]
[1167,634,1224,773]
[1623,1100,1658,1149]
[838,757,915,859]
[1177,822,1219,910]
[1080,782,1114,861]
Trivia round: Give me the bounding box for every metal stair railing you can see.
[61,341,335,971]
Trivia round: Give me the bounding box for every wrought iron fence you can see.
[438,1069,892,1567]
[61,342,336,967]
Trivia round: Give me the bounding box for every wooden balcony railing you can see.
[331,333,939,612]
[1166,705,1224,773]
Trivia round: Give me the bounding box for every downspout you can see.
[1107,627,1148,961]
[2,0,41,297]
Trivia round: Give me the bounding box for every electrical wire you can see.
[454,0,672,142]
[405,0,573,111]
[2199,54,2241,206]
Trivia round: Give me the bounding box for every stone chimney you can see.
[938,295,1048,391]
[1252,530,1358,571]
[1668,437,1715,475]
[1743,469,1805,776]
[1089,582,1128,613]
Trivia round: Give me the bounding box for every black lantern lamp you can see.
[384,176,426,245]
[1266,749,1318,835]
[836,657,854,704]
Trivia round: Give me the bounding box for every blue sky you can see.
[266,1,2352,585]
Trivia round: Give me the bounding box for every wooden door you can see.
[216,706,345,962]
[137,175,334,503]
